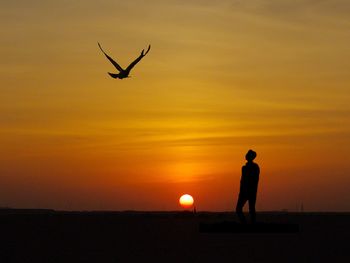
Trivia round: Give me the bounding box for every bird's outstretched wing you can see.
[98,43,124,72]
[125,45,151,73]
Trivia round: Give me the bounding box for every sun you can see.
[179,194,194,209]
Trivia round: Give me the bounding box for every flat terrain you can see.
[1,210,349,262]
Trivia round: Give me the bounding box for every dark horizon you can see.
[2,209,349,262]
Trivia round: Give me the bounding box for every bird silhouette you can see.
[98,43,151,79]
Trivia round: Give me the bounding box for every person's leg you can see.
[248,194,257,224]
[236,194,247,223]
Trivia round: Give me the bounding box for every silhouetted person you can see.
[236,149,260,224]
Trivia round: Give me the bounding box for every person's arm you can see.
[240,166,246,188]
[254,164,260,186]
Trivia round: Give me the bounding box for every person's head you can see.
[245,149,257,162]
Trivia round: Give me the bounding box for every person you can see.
[236,149,260,223]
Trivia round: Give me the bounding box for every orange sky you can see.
[1,0,350,211]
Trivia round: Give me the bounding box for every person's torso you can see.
[241,162,259,192]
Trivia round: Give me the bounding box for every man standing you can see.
[236,149,260,223]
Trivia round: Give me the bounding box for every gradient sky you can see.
[1,0,350,211]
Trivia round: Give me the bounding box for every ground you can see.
[1,210,349,262]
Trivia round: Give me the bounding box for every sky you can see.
[1,0,350,211]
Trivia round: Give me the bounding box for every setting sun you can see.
[179,194,194,209]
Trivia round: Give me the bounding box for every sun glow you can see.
[179,194,194,209]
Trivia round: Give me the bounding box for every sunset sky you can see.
[1,0,350,211]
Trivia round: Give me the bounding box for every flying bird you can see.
[98,43,151,79]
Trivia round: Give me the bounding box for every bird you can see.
[98,43,151,79]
